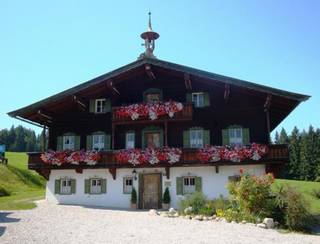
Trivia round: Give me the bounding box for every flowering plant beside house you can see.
[40,150,101,166]
[197,143,268,163]
[114,100,183,121]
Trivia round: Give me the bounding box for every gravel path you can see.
[0,201,319,244]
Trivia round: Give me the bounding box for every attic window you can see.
[146,93,160,103]
[95,99,106,113]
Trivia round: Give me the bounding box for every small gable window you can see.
[126,132,135,149]
[190,129,203,148]
[229,128,243,146]
[146,93,160,103]
[192,92,205,107]
[92,134,105,151]
[123,177,133,194]
[95,99,106,113]
[63,135,75,150]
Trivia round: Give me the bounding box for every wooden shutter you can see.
[186,93,192,103]
[75,136,81,150]
[86,135,92,151]
[105,134,111,150]
[105,99,111,112]
[101,179,107,193]
[71,179,76,194]
[176,177,183,195]
[242,128,250,145]
[203,130,210,146]
[183,130,190,148]
[56,136,63,151]
[54,179,60,194]
[85,179,90,194]
[204,92,210,107]
[222,129,229,145]
[89,99,95,113]
[195,177,202,192]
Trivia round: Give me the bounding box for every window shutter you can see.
[89,99,95,113]
[86,135,92,151]
[242,128,250,145]
[71,179,76,194]
[159,130,164,147]
[105,134,111,150]
[176,177,183,195]
[75,136,81,150]
[204,92,210,107]
[54,179,60,194]
[56,136,63,151]
[222,129,229,145]
[186,93,192,103]
[105,99,111,112]
[183,130,190,148]
[203,130,210,146]
[101,179,107,193]
[195,177,202,192]
[85,179,90,194]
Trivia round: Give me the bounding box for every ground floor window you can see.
[61,179,72,194]
[183,176,195,194]
[90,179,102,194]
[123,177,133,194]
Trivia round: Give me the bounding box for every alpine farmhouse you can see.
[8,16,309,209]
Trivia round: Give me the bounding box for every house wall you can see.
[46,164,266,209]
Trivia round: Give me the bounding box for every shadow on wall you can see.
[0,212,20,237]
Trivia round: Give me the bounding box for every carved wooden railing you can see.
[112,103,193,124]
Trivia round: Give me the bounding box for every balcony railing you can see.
[28,144,289,172]
[112,103,193,124]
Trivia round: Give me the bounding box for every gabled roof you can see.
[8,57,310,127]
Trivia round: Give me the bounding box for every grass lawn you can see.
[274,179,320,215]
[0,152,45,210]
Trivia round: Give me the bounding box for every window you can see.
[146,93,160,103]
[95,99,106,113]
[145,132,160,148]
[92,134,105,151]
[126,132,135,149]
[192,92,205,107]
[63,135,75,150]
[123,177,133,194]
[190,130,203,148]
[229,128,243,146]
[90,179,102,194]
[61,179,72,194]
[183,177,195,194]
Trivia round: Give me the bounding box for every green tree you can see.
[287,127,301,179]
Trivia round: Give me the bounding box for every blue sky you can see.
[1,0,319,135]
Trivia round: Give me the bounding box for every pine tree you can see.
[287,126,301,179]
[274,131,280,144]
[279,128,289,144]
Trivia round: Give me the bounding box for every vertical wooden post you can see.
[42,126,46,152]
[266,109,271,143]
[164,122,168,147]
[112,125,115,150]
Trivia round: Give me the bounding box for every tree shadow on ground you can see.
[0,212,20,237]
[0,226,6,237]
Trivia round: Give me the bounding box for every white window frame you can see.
[183,176,196,194]
[60,178,72,195]
[92,134,105,151]
[63,135,75,150]
[95,99,106,113]
[125,132,135,149]
[190,129,203,148]
[123,177,133,194]
[229,128,243,146]
[191,92,205,107]
[90,178,102,194]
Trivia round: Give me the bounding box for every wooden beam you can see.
[37,110,52,124]
[264,94,272,112]
[109,168,117,180]
[224,84,230,103]
[215,165,219,174]
[75,168,83,174]
[165,166,170,179]
[72,95,86,109]
[145,64,156,80]
[264,94,272,143]
[41,126,46,152]
[112,125,115,150]
[164,121,168,147]
[184,73,192,90]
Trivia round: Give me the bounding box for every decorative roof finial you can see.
[138,12,160,59]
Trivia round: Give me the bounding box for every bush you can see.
[212,194,229,211]
[0,186,10,197]
[315,176,320,182]
[311,188,320,199]
[199,201,215,216]
[179,192,208,215]
[131,188,137,204]
[163,187,171,204]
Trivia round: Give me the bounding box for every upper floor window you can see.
[92,134,105,151]
[183,176,196,194]
[95,99,106,113]
[229,128,243,146]
[63,135,75,150]
[126,132,135,149]
[190,129,203,148]
[90,178,102,194]
[145,132,160,148]
[192,92,205,107]
[60,179,72,194]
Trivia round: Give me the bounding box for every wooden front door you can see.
[141,173,161,209]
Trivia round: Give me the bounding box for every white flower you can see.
[168,111,174,118]
[131,112,139,120]
[176,103,183,110]
[252,153,261,161]
[149,111,158,120]
[168,153,180,163]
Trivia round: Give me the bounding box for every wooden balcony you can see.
[28,144,288,180]
[111,103,193,124]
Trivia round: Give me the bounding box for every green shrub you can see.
[311,188,320,199]
[179,191,208,215]
[315,176,320,182]
[163,187,171,204]
[131,187,137,204]
[0,186,10,197]
[199,201,215,216]
[212,194,229,211]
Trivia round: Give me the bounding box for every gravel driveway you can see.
[0,201,319,244]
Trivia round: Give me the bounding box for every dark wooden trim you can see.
[224,84,230,103]
[215,165,219,173]
[109,168,117,180]
[165,166,170,179]
[145,64,156,80]
[75,168,83,174]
